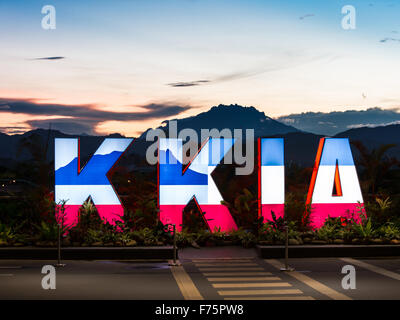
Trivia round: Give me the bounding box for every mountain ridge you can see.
[139,104,300,140]
[0,104,399,168]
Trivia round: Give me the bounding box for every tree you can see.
[352,141,398,195]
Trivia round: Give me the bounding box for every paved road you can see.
[0,247,399,300]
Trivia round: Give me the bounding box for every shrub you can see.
[34,221,61,242]
[221,188,259,233]
[258,222,285,243]
[84,229,103,244]
[236,230,256,248]
[351,215,375,240]
[0,223,15,243]
[375,223,400,240]
[175,228,195,247]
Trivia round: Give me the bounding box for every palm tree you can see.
[352,141,398,195]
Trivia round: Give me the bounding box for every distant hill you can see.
[276,107,400,136]
[280,124,400,166]
[278,125,400,166]
[0,104,299,169]
[335,124,400,160]
[139,104,300,139]
[0,128,128,168]
[0,104,399,169]
[278,131,324,167]
[131,104,301,163]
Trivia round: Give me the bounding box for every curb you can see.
[0,246,176,260]
[256,244,400,258]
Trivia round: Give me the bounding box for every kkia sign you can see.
[54,137,364,230]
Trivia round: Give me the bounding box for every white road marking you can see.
[199,267,264,271]
[191,258,254,262]
[340,258,400,281]
[224,296,315,300]
[265,259,352,300]
[195,263,258,267]
[218,289,302,296]
[212,282,292,288]
[203,272,272,276]
[170,265,203,300]
[207,276,281,282]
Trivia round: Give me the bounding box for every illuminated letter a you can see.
[304,138,364,228]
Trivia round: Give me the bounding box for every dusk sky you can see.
[1,0,400,136]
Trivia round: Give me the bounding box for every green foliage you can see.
[221,188,259,232]
[122,199,159,231]
[194,229,212,245]
[284,192,311,230]
[352,141,398,195]
[211,227,228,243]
[258,223,284,243]
[266,211,286,232]
[351,215,375,240]
[364,196,400,227]
[375,223,400,240]
[316,224,337,241]
[315,217,349,241]
[376,197,392,211]
[101,226,119,244]
[68,199,103,243]
[238,231,256,248]
[0,223,15,242]
[130,227,159,246]
[34,221,59,242]
[259,223,282,243]
[175,228,195,247]
[84,229,103,244]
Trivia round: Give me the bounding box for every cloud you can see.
[276,107,400,136]
[347,120,400,129]
[167,54,328,88]
[0,126,29,135]
[379,37,400,43]
[0,98,192,135]
[299,14,315,20]
[167,80,210,87]
[31,56,66,61]
[169,68,291,88]
[167,71,266,87]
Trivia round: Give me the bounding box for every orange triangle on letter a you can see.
[332,160,343,197]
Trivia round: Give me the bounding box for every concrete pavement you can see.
[0,247,399,300]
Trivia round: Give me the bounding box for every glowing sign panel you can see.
[54,136,366,230]
[305,138,364,228]
[158,138,238,232]
[55,138,133,227]
[258,138,285,222]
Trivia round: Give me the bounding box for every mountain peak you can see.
[149,104,296,139]
[199,103,269,121]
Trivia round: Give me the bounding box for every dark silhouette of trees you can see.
[352,141,399,196]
